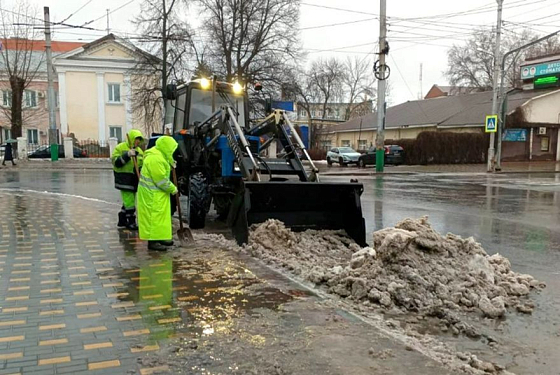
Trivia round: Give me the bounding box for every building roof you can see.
[424,84,485,99]
[333,88,560,133]
[1,39,84,52]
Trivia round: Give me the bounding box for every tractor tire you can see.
[358,159,366,168]
[339,157,347,167]
[188,172,209,229]
[327,157,333,166]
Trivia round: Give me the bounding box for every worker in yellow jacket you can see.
[111,129,144,230]
[137,136,178,251]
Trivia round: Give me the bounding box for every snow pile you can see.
[246,217,545,324]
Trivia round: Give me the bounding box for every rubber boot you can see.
[159,240,174,247]
[125,209,138,231]
[148,241,167,251]
[117,208,127,228]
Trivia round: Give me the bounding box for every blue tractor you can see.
[152,78,367,246]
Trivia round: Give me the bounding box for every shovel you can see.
[132,155,141,179]
[172,168,195,245]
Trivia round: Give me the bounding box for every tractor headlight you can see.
[233,81,243,94]
[200,78,211,89]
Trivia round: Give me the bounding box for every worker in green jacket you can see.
[111,129,144,230]
[137,136,178,251]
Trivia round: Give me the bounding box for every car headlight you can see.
[343,155,349,160]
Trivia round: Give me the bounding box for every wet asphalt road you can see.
[1,169,559,373]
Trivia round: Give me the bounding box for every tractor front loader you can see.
[153,79,367,246]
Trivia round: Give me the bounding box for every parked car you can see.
[327,147,361,166]
[358,145,404,167]
[28,145,87,159]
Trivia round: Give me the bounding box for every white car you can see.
[327,147,361,166]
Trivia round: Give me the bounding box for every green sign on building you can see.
[521,60,560,79]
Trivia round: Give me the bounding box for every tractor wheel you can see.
[358,159,366,168]
[327,157,333,166]
[339,157,347,167]
[188,172,209,229]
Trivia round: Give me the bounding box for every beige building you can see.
[54,34,158,143]
[329,88,560,161]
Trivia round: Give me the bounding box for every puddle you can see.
[117,251,298,341]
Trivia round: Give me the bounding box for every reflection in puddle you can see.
[120,252,299,343]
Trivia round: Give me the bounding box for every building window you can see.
[109,126,123,143]
[358,139,367,150]
[335,108,340,119]
[311,110,316,118]
[27,129,39,144]
[2,128,11,142]
[108,83,121,103]
[341,140,350,147]
[541,136,549,151]
[24,90,37,108]
[2,90,11,107]
[321,140,332,150]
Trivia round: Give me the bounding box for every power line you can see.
[300,18,376,31]
[506,0,559,19]
[58,0,94,24]
[389,55,432,121]
[300,3,377,17]
[303,41,376,53]
[81,0,135,27]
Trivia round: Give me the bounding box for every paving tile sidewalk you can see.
[0,192,184,375]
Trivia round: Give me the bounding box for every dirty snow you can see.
[245,217,544,325]
[194,217,545,374]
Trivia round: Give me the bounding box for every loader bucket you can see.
[229,181,367,247]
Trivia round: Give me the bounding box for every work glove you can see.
[171,188,178,196]
[171,161,177,169]
[128,149,137,157]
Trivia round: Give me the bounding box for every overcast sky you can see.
[4,0,560,105]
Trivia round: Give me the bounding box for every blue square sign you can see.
[485,115,498,133]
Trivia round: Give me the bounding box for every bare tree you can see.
[309,57,345,120]
[131,0,192,135]
[0,1,44,144]
[196,0,299,87]
[343,56,375,120]
[281,68,322,148]
[446,27,560,89]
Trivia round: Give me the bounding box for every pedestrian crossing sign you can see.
[485,115,498,133]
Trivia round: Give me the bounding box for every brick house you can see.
[0,39,84,144]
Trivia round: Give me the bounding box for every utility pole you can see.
[419,63,423,99]
[375,0,388,172]
[487,0,504,172]
[106,9,110,34]
[44,7,58,161]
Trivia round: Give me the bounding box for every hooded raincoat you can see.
[111,129,144,191]
[137,136,178,241]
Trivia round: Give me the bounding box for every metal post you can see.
[44,7,58,161]
[488,0,504,172]
[375,0,387,172]
[106,9,110,34]
[495,29,560,168]
[419,63,423,99]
